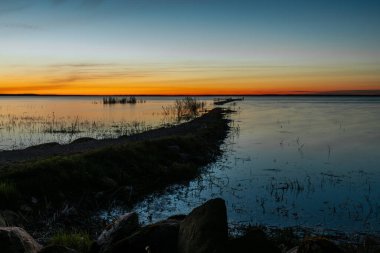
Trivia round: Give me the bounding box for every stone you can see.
[39,245,78,253]
[96,212,139,252]
[298,237,343,253]
[103,219,180,253]
[0,227,42,253]
[177,198,228,253]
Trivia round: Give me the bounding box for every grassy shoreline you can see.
[0,108,231,238]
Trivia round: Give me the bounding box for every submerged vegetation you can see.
[102,96,144,104]
[0,108,230,217]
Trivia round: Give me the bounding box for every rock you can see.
[227,228,281,253]
[167,214,187,222]
[0,227,42,253]
[103,219,180,253]
[178,198,228,253]
[298,237,343,253]
[96,212,139,252]
[39,245,78,253]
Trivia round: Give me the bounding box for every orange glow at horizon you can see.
[1,63,379,95]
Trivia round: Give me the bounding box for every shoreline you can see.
[0,108,232,241]
[0,108,228,167]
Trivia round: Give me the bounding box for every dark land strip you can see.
[0,108,232,239]
[0,108,229,168]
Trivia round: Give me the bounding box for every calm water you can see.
[0,96,213,150]
[1,96,380,234]
[102,96,380,235]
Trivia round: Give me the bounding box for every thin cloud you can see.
[49,63,119,68]
[0,84,69,93]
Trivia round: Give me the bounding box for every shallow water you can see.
[0,96,212,150]
[2,96,379,234]
[101,96,380,235]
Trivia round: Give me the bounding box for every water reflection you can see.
[0,96,212,150]
[102,97,380,235]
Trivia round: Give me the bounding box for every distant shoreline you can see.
[0,94,380,97]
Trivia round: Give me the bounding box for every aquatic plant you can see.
[102,96,140,104]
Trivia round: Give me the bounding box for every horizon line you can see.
[0,93,380,97]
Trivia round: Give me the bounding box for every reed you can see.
[102,96,140,104]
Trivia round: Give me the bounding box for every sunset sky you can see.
[1,0,380,95]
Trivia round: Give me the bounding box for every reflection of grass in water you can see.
[0,98,210,150]
[0,112,155,150]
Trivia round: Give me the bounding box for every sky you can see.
[0,0,380,95]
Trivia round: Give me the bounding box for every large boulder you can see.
[0,227,42,253]
[297,237,343,253]
[39,245,78,253]
[227,228,281,253]
[103,219,180,253]
[177,198,228,253]
[95,212,139,252]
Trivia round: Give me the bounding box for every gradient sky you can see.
[1,0,380,95]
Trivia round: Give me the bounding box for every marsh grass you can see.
[162,96,207,122]
[0,181,19,209]
[0,112,154,150]
[50,231,92,253]
[103,96,144,104]
[0,181,18,201]
[0,108,229,210]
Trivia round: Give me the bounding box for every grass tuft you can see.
[0,181,18,206]
[50,231,92,253]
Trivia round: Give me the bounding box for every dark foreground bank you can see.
[1,198,379,253]
[0,108,231,240]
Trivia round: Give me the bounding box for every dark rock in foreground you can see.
[228,228,281,253]
[102,219,180,253]
[0,227,42,253]
[1,198,375,253]
[95,212,139,253]
[178,198,228,253]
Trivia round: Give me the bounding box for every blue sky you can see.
[1,0,380,94]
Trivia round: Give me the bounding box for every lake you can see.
[0,96,212,150]
[104,96,380,235]
[1,96,379,235]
